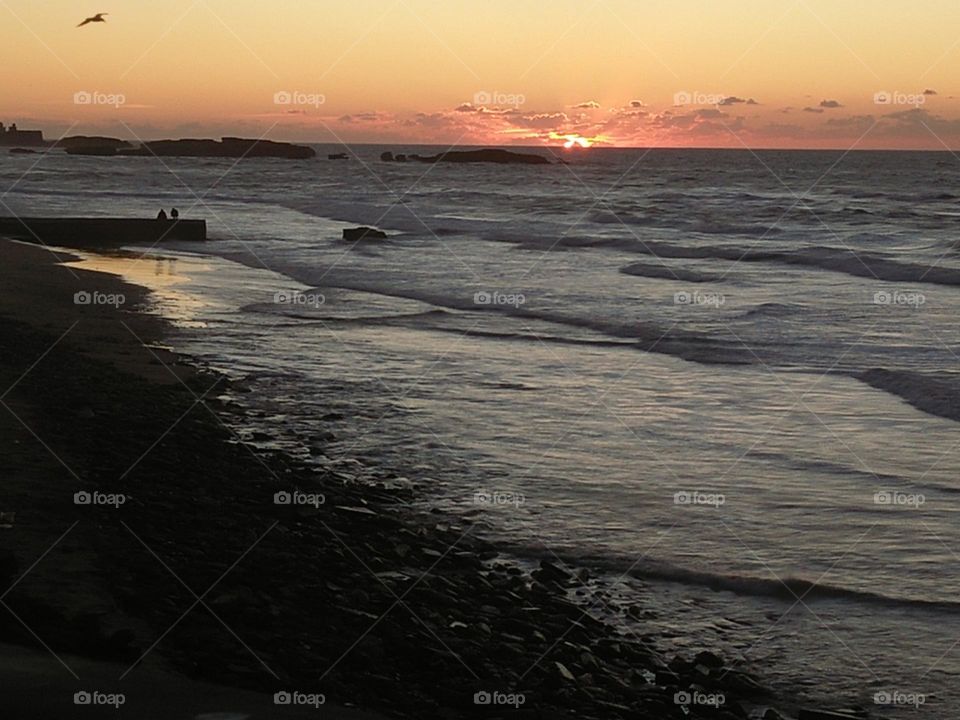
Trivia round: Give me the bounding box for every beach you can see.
[0,236,826,718]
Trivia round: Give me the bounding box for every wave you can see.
[622,241,960,287]
[511,548,960,614]
[855,368,960,423]
[619,262,722,283]
[736,302,804,319]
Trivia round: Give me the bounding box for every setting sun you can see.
[562,135,592,149]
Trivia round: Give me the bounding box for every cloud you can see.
[630,100,644,108]
[819,99,843,109]
[803,107,825,114]
[825,114,875,127]
[338,111,392,124]
[453,103,514,116]
[923,89,938,96]
[696,108,728,119]
[877,107,960,136]
[513,112,571,129]
[718,96,760,107]
[573,100,600,109]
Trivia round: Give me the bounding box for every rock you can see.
[380,152,394,161]
[71,137,315,159]
[409,148,551,165]
[342,227,388,242]
[694,650,724,669]
[536,560,573,583]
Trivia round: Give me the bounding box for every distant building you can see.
[0,123,46,147]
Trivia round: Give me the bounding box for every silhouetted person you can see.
[157,209,168,220]
[170,208,179,219]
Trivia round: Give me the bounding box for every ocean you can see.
[5,145,959,715]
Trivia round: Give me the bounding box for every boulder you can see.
[343,227,387,242]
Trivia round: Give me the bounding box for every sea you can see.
[4,145,960,716]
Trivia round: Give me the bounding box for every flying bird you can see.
[77,13,108,27]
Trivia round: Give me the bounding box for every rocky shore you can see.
[0,239,853,719]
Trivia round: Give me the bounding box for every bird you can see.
[77,12,108,27]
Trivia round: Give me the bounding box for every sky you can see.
[1,0,959,149]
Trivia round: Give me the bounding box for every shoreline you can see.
[0,237,851,719]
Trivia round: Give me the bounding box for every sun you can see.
[563,134,592,149]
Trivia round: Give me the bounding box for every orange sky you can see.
[2,0,959,149]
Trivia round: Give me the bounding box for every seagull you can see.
[77,12,108,27]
